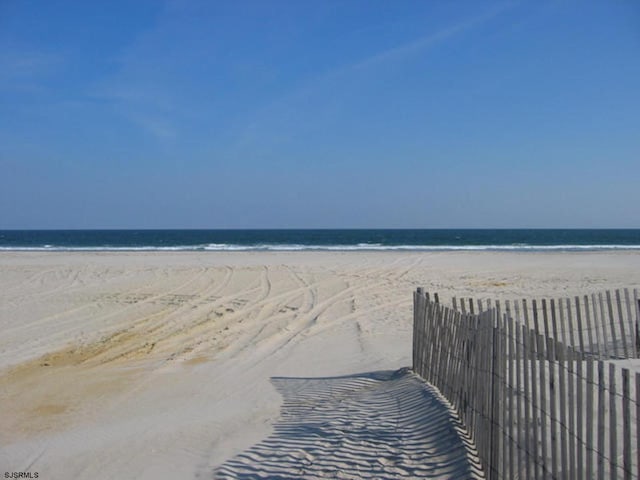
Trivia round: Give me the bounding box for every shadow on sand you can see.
[213,368,484,479]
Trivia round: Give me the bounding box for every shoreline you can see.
[2,246,640,253]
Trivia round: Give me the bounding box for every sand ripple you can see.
[214,369,483,479]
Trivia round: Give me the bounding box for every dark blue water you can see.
[0,230,639,251]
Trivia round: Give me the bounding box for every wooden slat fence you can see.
[452,289,640,360]
[413,288,640,480]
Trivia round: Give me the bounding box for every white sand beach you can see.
[1,251,639,479]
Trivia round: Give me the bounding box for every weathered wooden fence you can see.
[452,289,640,360]
[413,288,640,480]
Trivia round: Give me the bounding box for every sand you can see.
[1,251,639,479]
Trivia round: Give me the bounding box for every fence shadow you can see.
[213,369,484,479]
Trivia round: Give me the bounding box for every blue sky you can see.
[1,0,638,228]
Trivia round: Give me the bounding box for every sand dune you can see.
[1,251,639,479]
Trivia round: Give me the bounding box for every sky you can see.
[1,0,638,229]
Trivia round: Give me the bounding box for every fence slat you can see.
[522,299,532,332]
[522,324,532,480]
[479,313,486,462]
[464,313,473,427]
[423,297,431,378]
[548,339,559,480]
[507,310,516,480]
[484,311,494,477]
[529,329,540,479]
[567,346,576,480]
[559,339,569,479]
[422,296,432,377]
[622,368,631,480]
[471,313,481,439]
[586,359,595,480]
[542,298,551,340]
[566,297,577,356]
[576,354,584,480]
[598,360,606,480]
[537,333,549,479]
[482,311,492,475]
[417,294,425,377]
[575,296,586,356]
[591,293,609,357]
[501,313,509,480]
[550,298,559,345]
[610,362,618,480]
[623,289,634,357]
[453,310,463,404]
[606,291,619,358]
[558,298,569,351]
[635,291,640,356]
[413,290,420,371]
[515,312,524,478]
[427,302,438,381]
[533,298,541,336]
[582,295,599,357]
[584,294,597,358]
[491,317,501,479]
[440,307,451,396]
[615,290,629,358]
[636,372,640,480]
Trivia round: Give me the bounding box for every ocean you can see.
[0,229,639,252]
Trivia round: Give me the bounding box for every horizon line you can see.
[1,227,640,231]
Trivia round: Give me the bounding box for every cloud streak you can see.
[277,3,515,103]
[229,3,515,156]
[351,4,515,71]
[0,48,64,93]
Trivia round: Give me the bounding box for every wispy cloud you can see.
[289,3,514,98]
[350,4,514,71]
[93,81,178,141]
[93,2,515,146]
[0,48,64,93]
[231,4,515,154]
[127,111,177,141]
[84,1,184,142]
